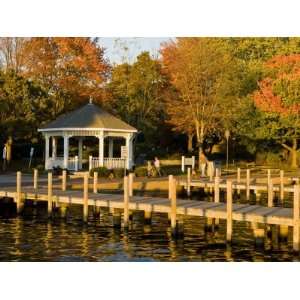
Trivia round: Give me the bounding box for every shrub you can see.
[52,166,66,176]
[160,165,183,176]
[36,164,44,171]
[135,166,147,177]
[266,152,282,166]
[90,166,110,177]
[255,152,267,165]
[113,168,125,178]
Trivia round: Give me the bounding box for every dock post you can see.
[267,169,271,186]
[214,176,220,203]
[267,179,273,208]
[47,172,53,217]
[60,204,68,219]
[129,173,133,197]
[237,168,241,195]
[16,171,23,214]
[83,172,89,222]
[280,170,284,203]
[293,184,300,252]
[170,175,178,237]
[213,176,220,227]
[253,228,265,247]
[187,167,191,197]
[279,225,289,242]
[93,171,98,194]
[112,209,121,228]
[168,174,172,200]
[246,169,250,201]
[123,176,129,228]
[144,211,152,224]
[226,180,233,243]
[216,168,220,178]
[33,168,38,191]
[62,170,67,191]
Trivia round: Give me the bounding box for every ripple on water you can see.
[0,197,299,261]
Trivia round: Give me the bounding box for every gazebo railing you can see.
[47,156,79,171]
[89,156,126,170]
[104,157,126,169]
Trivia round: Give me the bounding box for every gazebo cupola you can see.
[38,101,137,171]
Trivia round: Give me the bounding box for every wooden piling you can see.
[93,171,98,194]
[267,169,271,186]
[254,228,265,247]
[293,184,300,252]
[129,173,133,197]
[214,176,220,203]
[209,166,213,193]
[187,167,191,197]
[214,176,220,226]
[33,169,38,190]
[246,169,250,201]
[112,209,121,228]
[144,211,152,224]
[60,203,68,219]
[280,170,284,202]
[279,225,289,242]
[62,170,67,191]
[168,174,172,200]
[16,171,23,214]
[216,168,220,178]
[226,180,233,242]
[267,179,273,208]
[123,176,129,228]
[47,172,53,217]
[83,172,89,222]
[170,175,177,236]
[237,168,241,195]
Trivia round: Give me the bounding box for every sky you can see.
[98,37,173,64]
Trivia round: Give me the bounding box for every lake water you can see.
[0,192,299,262]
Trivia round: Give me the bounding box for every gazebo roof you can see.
[38,102,137,133]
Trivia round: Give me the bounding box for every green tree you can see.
[0,70,49,163]
[108,52,169,148]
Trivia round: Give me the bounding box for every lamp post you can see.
[225,129,230,169]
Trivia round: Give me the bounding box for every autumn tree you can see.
[108,52,169,148]
[252,54,300,168]
[20,37,110,116]
[161,38,241,167]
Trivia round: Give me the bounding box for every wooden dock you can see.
[0,169,300,251]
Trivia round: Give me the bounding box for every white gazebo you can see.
[38,101,137,171]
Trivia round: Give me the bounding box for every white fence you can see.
[181,156,195,172]
[46,156,79,171]
[89,156,126,170]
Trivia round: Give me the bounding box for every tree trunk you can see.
[291,138,298,169]
[6,136,12,165]
[195,121,205,171]
[187,133,194,152]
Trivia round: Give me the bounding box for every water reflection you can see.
[0,193,299,261]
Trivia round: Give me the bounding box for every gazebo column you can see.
[108,138,114,158]
[63,135,69,169]
[98,132,104,167]
[45,135,50,170]
[52,136,57,159]
[78,137,83,169]
[126,134,134,169]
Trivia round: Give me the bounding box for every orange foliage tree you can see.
[21,37,110,117]
[253,54,300,168]
[161,38,238,167]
